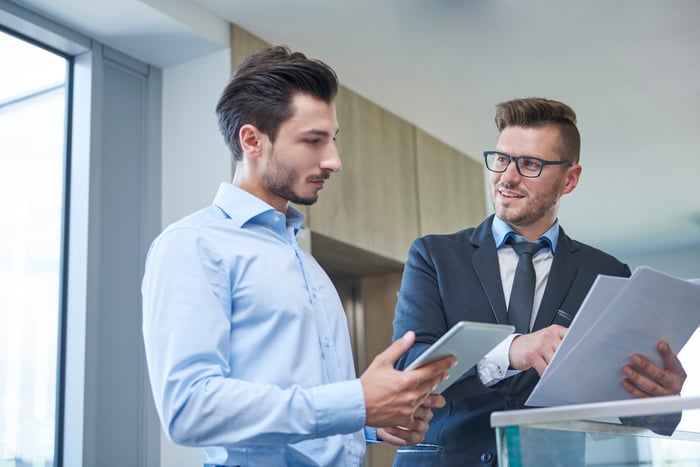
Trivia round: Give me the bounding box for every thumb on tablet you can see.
[375,331,415,366]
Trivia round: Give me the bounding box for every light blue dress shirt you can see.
[142,183,368,466]
[491,215,559,253]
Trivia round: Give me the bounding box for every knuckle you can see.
[398,372,415,389]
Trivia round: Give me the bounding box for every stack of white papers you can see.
[526,266,700,407]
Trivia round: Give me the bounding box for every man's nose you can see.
[501,159,521,181]
[320,144,342,172]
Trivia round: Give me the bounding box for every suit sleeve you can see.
[392,237,448,369]
[392,237,495,400]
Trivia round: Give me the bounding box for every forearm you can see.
[393,240,496,401]
[160,376,366,446]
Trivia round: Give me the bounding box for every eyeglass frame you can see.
[483,151,573,178]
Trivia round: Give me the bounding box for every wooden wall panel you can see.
[416,129,487,235]
[360,273,403,368]
[307,86,420,263]
[360,273,403,466]
[231,25,270,71]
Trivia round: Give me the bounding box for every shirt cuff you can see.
[477,334,520,386]
[311,378,366,437]
[365,426,381,444]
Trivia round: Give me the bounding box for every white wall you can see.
[161,47,232,228]
[619,243,700,405]
[158,47,231,467]
[622,244,700,280]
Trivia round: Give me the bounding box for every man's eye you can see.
[521,158,542,170]
[305,139,320,145]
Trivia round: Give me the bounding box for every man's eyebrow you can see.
[302,128,341,137]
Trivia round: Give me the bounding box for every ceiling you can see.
[16,0,700,256]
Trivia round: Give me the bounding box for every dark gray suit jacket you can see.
[392,216,632,467]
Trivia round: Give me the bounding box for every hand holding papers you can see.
[406,321,514,393]
[527,266,700,407]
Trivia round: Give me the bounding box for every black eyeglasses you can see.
[483,151,573,178]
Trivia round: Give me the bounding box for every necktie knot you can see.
[508,238,545,257]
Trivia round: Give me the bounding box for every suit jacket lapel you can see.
[470,216,509,325]
[532,226,579,331]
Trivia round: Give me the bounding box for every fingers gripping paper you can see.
[527,267,700,407]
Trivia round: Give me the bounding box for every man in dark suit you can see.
[391,97,687,466]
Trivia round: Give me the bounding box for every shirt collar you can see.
[492,215,560,253]
[212,182,306,233]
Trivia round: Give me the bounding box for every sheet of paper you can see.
[540,275,627,379]
[527,267,700,407]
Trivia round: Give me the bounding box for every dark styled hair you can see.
[494,97,581,164]
[215,45,339,161]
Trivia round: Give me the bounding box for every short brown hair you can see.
[216,45,339,162]
[494,97,580,163]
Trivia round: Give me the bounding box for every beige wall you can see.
[310,86,421,261]
[415,128,486,235]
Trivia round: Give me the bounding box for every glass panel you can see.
[495,401,700,467]
[0,29,68,467]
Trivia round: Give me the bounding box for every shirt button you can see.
[273,216,280,222]
[480,451,493,463]
[324,338,331,347]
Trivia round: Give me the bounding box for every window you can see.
[0,29,68,467]
[1,3,162,465]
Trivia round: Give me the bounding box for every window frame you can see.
[0,10,86,467]
[1,2,162,466]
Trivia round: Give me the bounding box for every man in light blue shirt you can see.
[142,46,455,467]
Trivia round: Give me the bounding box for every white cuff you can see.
[477,334,521,386]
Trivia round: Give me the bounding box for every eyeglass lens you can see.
[487,153,542,177]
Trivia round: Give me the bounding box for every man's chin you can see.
[290,195,319,206]
[495,206,516,220]
[270,186,319,206]
[495,208,528,227]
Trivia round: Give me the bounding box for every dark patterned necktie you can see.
[507,238,545,334]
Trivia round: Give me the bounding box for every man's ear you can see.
[561,163,582,195]
[239,124,263,158]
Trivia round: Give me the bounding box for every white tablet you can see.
[405,321,514,393]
